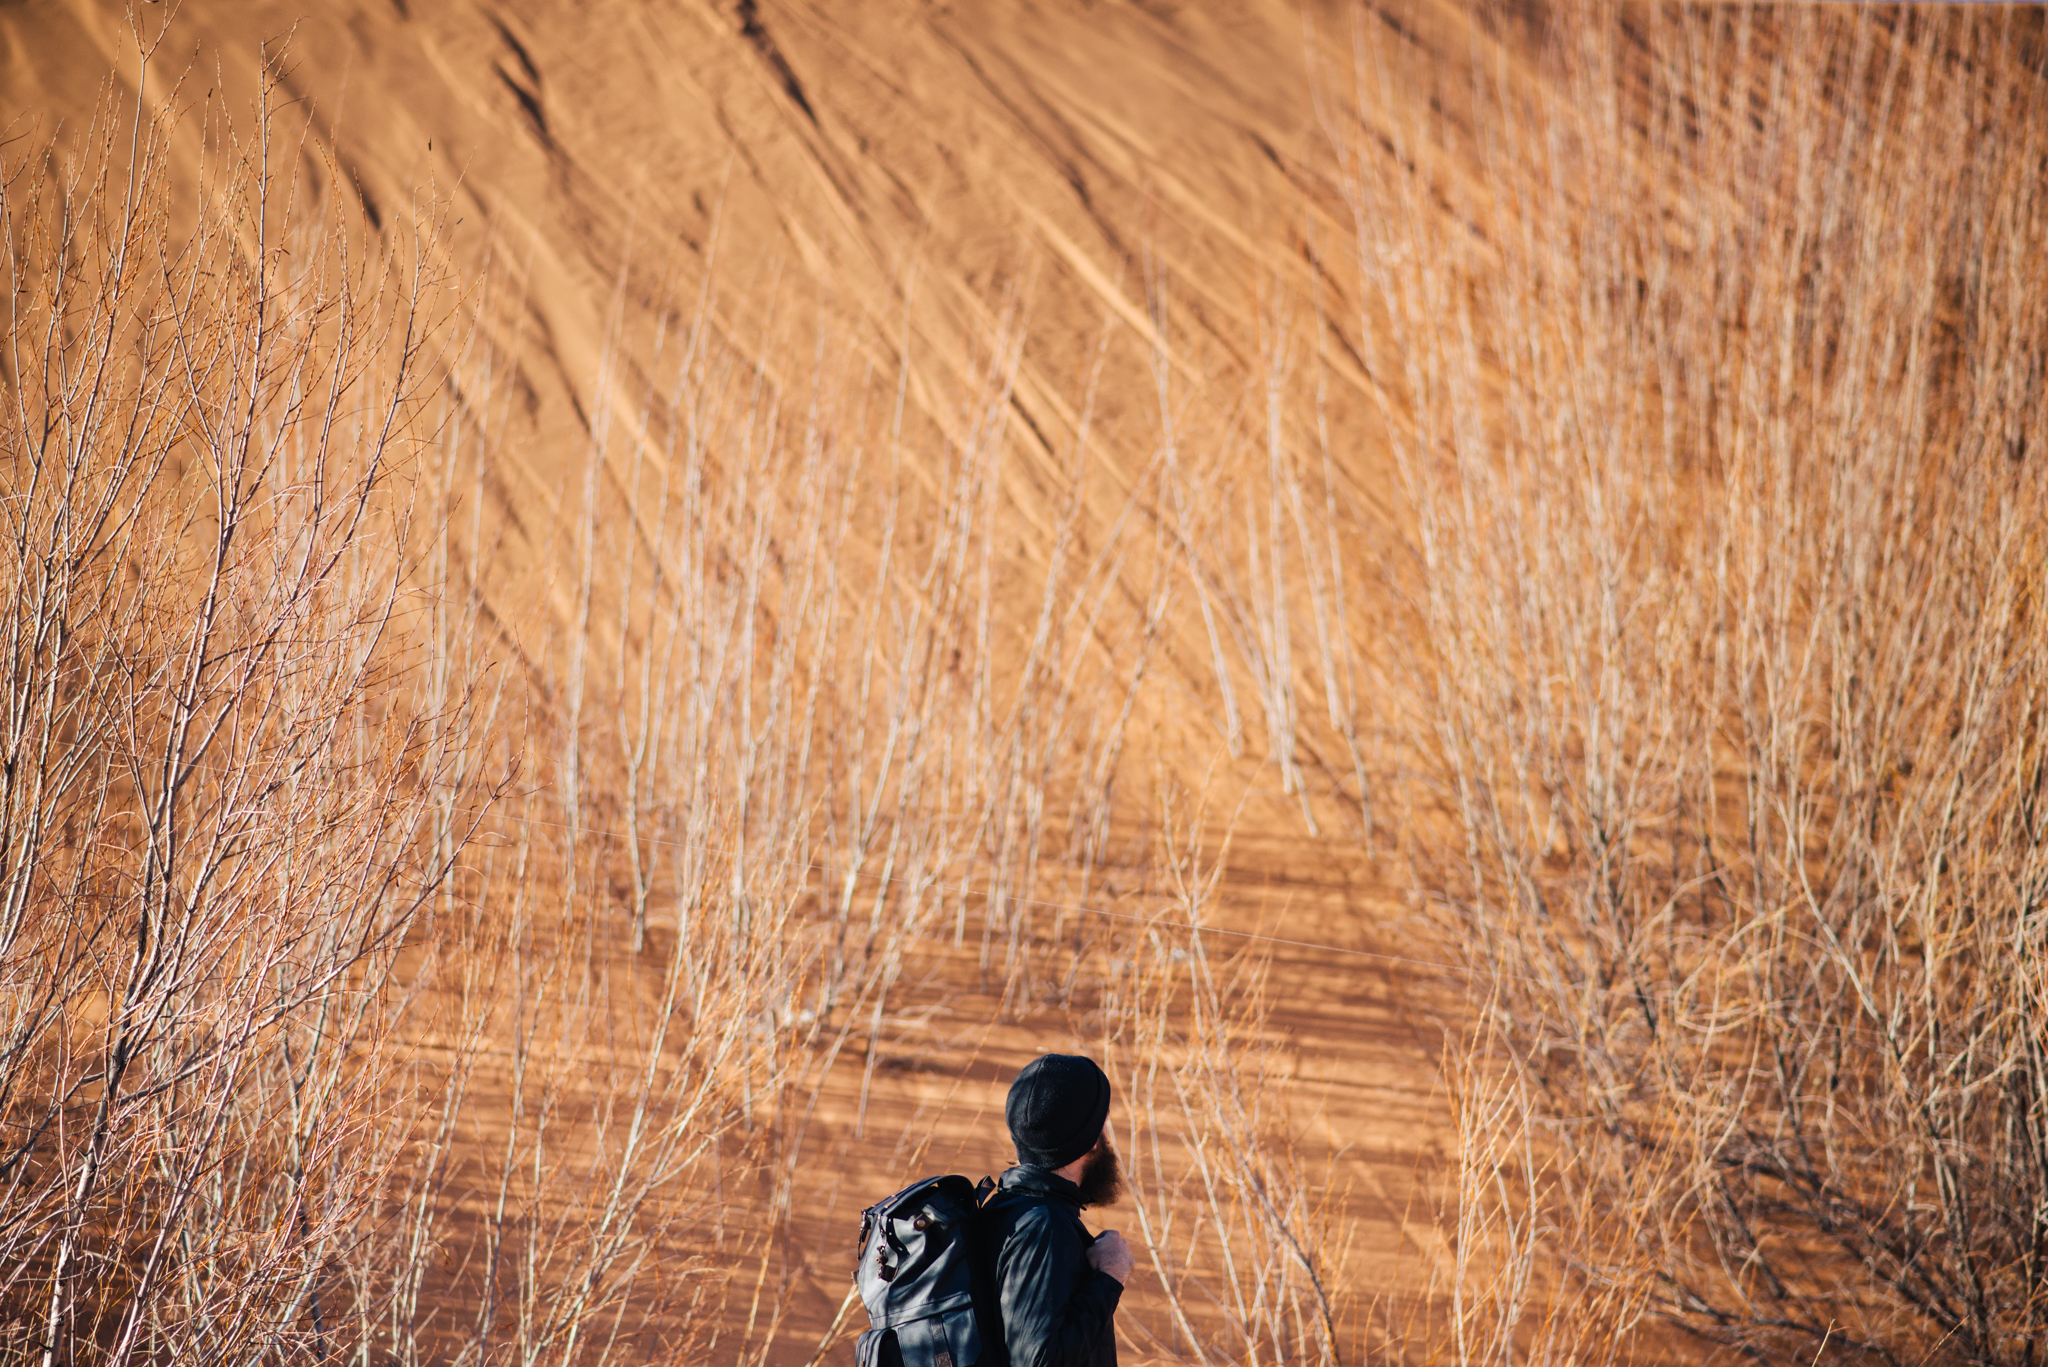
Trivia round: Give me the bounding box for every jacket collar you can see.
[999,1164,1084,1207]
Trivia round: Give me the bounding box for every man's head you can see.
[1006,1052,1112,1170]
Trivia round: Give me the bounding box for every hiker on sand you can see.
[981,1054,1134,1367]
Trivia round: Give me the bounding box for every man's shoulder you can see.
[987,1184,1083,1244]
[996,1196,1066,1227]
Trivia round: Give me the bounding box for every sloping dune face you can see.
[5,0,1402,602]
[4,0,1425,753]
[4,2,2046,1365]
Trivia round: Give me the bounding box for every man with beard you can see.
[983,1054,1133,1367]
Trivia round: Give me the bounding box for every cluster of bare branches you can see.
[1339,5,2048,1363]
[454,256,1341,1361]
[1097,780,1350,1367]
[0,56,492,1365]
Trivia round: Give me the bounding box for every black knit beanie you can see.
[1005,1053,1112,1170]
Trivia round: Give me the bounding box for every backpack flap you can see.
[853,1174,993,1366]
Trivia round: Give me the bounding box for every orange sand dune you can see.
[11,1,2046,1362]
[0,1,1583,1361]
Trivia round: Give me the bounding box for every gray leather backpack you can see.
[853,1174,1004,1367]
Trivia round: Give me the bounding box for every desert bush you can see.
[1098,780,1350,1367]
[471,261,1273,1362]
[1340,5,2048,1363]
[0,55,491,1365]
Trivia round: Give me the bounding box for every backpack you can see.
[852,1173,1004,1367]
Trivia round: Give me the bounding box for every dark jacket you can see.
[982,1166,1121,1367]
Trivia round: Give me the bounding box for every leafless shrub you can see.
[1143,266,1382,846]
[387,243,1216,1360]
[0,52,490,1366]
[1337,5,2048,1363]
[1098,779,1351,1367]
